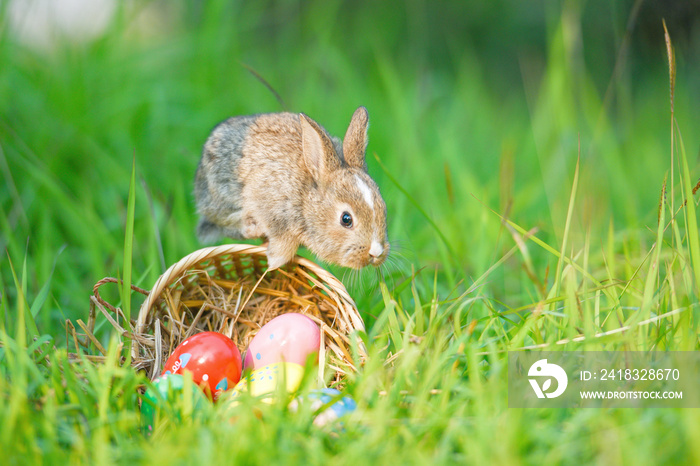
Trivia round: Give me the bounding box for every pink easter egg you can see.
[243,313,321,371]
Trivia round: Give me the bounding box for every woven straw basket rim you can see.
[129,244,367,383]
[136,244,363,333]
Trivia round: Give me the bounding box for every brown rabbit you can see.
[194,107,389,270]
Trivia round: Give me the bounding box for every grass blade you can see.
[677,131,700,296]
[379,281,403,351]
[6,252,40,340]
[548,144,580,305]
[121,154,137,352]
[30,245,66,318]
[640,175,666,317]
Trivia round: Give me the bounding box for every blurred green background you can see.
[1,0,699,335]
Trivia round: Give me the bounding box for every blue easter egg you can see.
[291,388,357,427]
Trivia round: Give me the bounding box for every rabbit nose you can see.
[369,241,384,259]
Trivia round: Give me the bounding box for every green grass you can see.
[1,1,699,464]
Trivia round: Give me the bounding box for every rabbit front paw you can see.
[265,236,298,270]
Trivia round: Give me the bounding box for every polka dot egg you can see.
[229,362,306,403]
[161,331,242,401]
[288,388,357,427]
[243,313,321,371]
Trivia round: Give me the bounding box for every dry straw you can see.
[72,245,368,386]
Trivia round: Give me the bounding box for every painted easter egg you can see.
[243,313,320,371]
[229,362,306,403]
[140,373,209,434]
[288,388,357,427]
[161,331,242,401]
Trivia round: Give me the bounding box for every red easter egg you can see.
[161,331,242,401]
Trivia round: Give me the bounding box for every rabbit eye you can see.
[340,212,353,228]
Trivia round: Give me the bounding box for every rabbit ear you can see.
[342,106,369,170]
[300,113,341,182]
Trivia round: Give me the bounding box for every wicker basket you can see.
[81,244,367,386]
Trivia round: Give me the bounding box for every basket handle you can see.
[93,277,149,314]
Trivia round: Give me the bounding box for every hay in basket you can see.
[74,244,368,386]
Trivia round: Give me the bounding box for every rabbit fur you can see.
[194,107,389,270]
